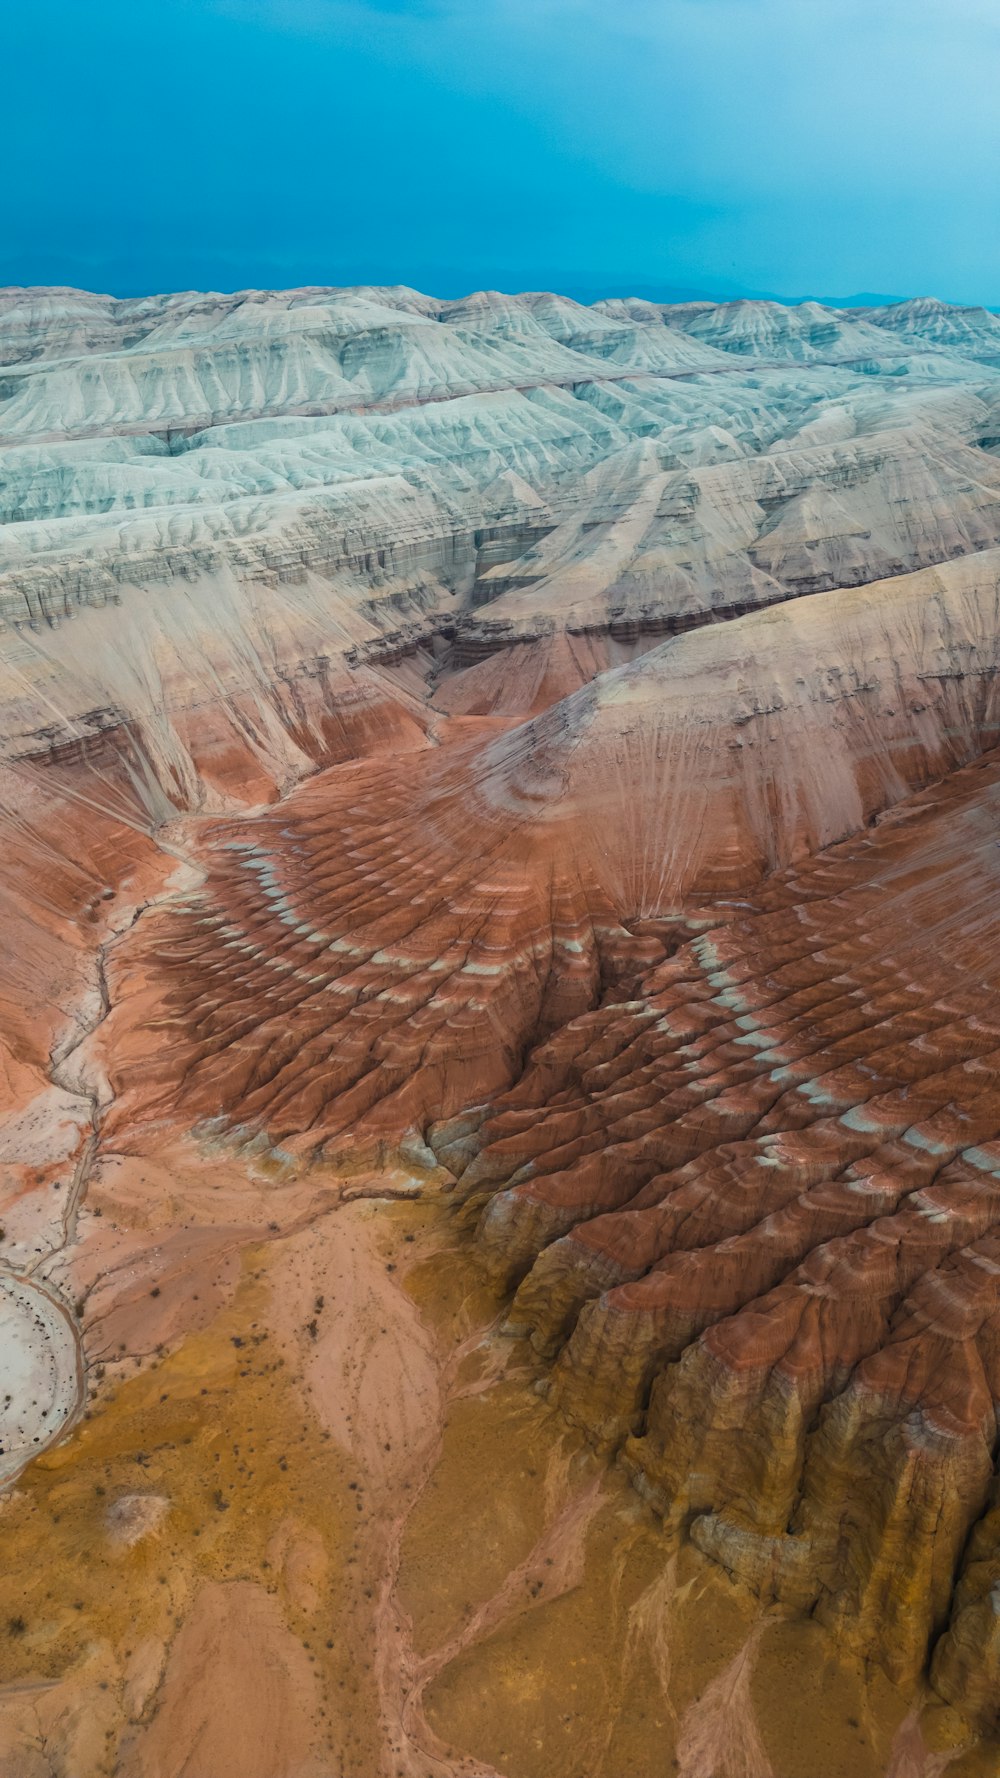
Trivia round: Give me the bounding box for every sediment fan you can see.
[5,283,1000,1763]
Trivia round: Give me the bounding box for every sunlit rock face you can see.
[7,284,1000,1766]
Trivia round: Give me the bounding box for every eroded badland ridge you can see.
[3,284,1000,1774]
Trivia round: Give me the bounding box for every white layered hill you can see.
[3,282,1000,775]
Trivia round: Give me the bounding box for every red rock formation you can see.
[452,750,1000,1712]
[100,718,662,1154]
[101,549,1000,1156]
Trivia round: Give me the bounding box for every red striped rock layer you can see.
[450,753,1000,1718]
[100,719,664,1154]
[102,542,1000,1158]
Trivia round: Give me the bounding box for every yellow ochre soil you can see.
[0,1189,992,1778]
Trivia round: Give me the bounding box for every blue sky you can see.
[6,0,1000,303]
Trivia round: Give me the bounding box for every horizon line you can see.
[3,278,1000,315]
